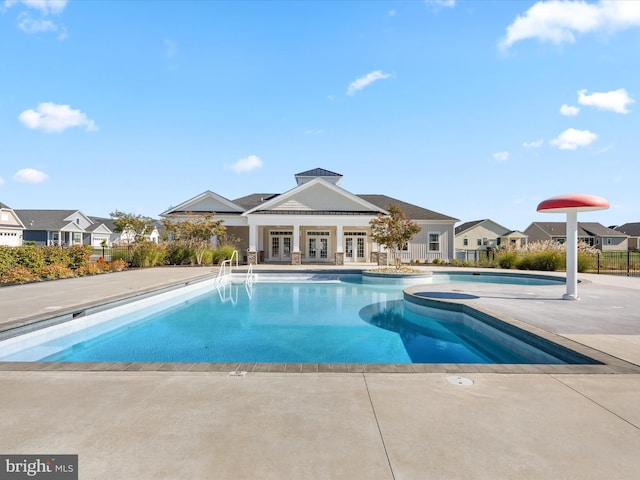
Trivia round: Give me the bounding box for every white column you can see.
[564,210,579,300]
[248,224,258,252]
[292,224,300,252]
[336,225,343,253]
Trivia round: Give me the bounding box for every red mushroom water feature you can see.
[537,194,609,300]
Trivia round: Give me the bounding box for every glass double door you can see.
[270,233,292,262]
[307,232,329,261]
[344,235,366,262]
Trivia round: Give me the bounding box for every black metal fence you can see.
[91,246,133,263]
[592,251,640,277]
[455,249,640,277]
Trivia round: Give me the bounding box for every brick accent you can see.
[291,251,301,265]
[247,251,258,265]
[335,252,344,266]
[377,252,388,266]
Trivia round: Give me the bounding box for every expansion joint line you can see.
[549,374,640,432]
[362,373,397,480]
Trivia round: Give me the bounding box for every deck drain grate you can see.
[446,375,474,386]
[228,371,247,377]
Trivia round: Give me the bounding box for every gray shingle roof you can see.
[0,202,11,209]
[295,168,342,178]
[357,194,458,222]
[88,216,116,232]
[455,220,485,235]
[615,222,640,236]
[232,194,280,211]
[531,222,627,238]
[14,210,82,231]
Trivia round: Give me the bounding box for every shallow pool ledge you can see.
[362,270,433,285]
[402,285,633,370]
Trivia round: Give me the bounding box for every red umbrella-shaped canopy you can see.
[537,194,609,214]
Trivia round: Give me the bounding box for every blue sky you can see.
[1,0,638,231]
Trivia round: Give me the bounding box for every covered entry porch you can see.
[245,216,378,266]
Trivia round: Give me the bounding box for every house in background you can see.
[161,168,458,265]
[0,202,25,246]
[614,223,640,251]
[454,219,528,261]
[88,217,160,245]
[14,210,112,247]
[524,222,628,251]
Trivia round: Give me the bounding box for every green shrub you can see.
[15,245,45,270]
[517,251,563,271]
[496,251,519,269]
[200,248,215,266]
[212,244,238,264]
[1,266,39,284]
[0,246,16,275]
[131,242,166,268]
[577,251,596,273]
[42,246,69,266]
[165,244,194,265]
[66,245,93,269]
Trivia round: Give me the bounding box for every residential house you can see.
[524,222,628,251]
[88,217,160,245]
[454,219,528,261]
[14,210,113,247]
[613,223,640,251]
[0,202,25,246]
[160,168,459,265]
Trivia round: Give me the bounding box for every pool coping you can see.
[1,269,639,375]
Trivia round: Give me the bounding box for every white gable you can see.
[161,191,243,216]
[245,178,385,214]
[63,211,93,230]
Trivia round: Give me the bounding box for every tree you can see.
[369,205,421,269]
[109,210,156,244]
[162,212,226,265]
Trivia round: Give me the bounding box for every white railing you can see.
[215,249,239,286]
[386,244,443,264]
[245,263,254,286]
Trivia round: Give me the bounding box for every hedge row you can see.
[110,242,238,268]
[0,245,127,285]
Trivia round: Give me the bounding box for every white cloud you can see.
[500,0,640,49]
[226,155,263,173]
[4,0,68,15]
[6,1,68,39]
[427,0,455,9]
[0,176,5,185]
[304,129,324,135]
[492,151,510,162]
[523,139,544,148]
[550,128,598,150]
[13,168,48,183]
[346,70,392,96]
[17,13,55,33]
[578,88,635,114]
[560,104,580,116]
[388,10,396,17]
[18,102,97,133]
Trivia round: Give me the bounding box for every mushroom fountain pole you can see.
[537,194,609,300]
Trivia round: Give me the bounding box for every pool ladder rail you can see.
[215,250,239,286]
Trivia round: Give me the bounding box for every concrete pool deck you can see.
[1,266,639,478]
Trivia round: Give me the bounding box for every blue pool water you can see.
[4,274,571,364]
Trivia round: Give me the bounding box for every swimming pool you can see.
[0,273,592,365]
